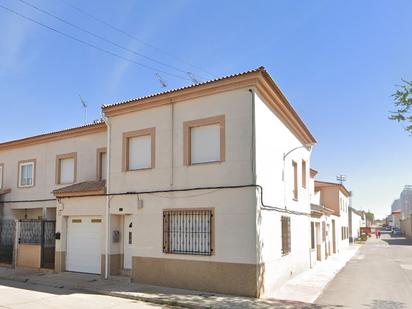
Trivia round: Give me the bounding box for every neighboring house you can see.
[391,210,401,228]
[309,169,334,266]
[348,207,364,242]
[314,181,351,254]
[0,123,106,268]
[0,67,317,297]
[391,186,412,238]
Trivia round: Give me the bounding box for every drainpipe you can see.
[103,116,111,280]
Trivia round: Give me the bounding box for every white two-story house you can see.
[1,67,316,298]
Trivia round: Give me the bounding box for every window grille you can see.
[163,209,213,256]
[281,216,291,255]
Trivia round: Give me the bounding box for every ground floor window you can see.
[163,209,214,256]
[310,221,315,249]
[281,216,291,255]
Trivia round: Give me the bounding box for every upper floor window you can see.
[301,160,307,188]
[0,163,3,189]
[183,115,225,165]
[96,148,107,180]
[292,160,298,200]
[56,153,77,185]
[18,159,36,188]
[123,128,155,171]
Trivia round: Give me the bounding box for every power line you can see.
[0,3,190,81]
[18,0,195,77]
[58,0,217,79]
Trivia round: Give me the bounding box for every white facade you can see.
[0,68,318,298]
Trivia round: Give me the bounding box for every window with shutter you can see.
[281,216,291,255]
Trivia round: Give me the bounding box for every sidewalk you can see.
[272,244,361,303]
[0,245,360,309]
[0,268,322,309]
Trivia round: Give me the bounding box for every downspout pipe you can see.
[103,116,111,280]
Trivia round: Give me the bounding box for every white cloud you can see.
[0,10,36,75]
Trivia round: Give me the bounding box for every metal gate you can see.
[0,220,15,264]
[19,220,55,269]
[41,221,56,269]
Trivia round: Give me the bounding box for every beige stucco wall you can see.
[17,244,41,268]
[108,88,254,193]
[0,131,106,217]
[400,215,412,239]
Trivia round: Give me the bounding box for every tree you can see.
[389,80,412,134]
[365,211,374,226]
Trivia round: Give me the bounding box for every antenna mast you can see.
[79,95,87,124]
[336,174,347,185]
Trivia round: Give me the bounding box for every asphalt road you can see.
[0,279,175,309]
[316,232,412,309]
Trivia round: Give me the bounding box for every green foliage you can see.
[389,80,412,134]
[365,211,374,223]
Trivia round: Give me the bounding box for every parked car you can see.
[392,228,402,236]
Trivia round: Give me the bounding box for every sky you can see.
[0,0,411,218]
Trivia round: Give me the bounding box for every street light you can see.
[282,143,313,209]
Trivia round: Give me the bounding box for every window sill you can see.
[188,160,224,166]
[18,185,34,189]
[126,167,153,172]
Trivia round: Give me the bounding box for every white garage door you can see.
[66,216,102,274]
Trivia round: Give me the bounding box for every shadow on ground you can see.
[382,237,412,246]
[0,277,347,309]
[363,299,407,309]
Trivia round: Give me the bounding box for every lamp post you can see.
[282,144,313,209]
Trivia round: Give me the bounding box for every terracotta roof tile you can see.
[53,180,106,196]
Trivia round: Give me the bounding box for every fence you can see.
[0,220,15,264]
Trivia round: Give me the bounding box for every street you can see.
[316,232,412,308]
[0,279,175,309]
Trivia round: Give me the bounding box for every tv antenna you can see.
[155,73,167,88]
[336,174,347,185]
[187,72,200,84]
[79,95,87,124]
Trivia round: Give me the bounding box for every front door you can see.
[123,215,133,269]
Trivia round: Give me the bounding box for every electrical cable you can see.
[0,3,190,81]
[0,184,311,216]
[18,0,196,77]
[57,0,217,79]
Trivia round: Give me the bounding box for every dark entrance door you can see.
[41,220,56,269]
[0,220,15,264]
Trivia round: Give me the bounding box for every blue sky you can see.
[0,0,411,218]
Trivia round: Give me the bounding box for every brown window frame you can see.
[183,115,225,166]
[163,208,214,256]
[0,163,4,190]
[292,161,298,200]
[55,152,77,185]
[301,160,307,188]
[122,128,156,171]
[96,147,107,180]
[281,216,291,255]
[310,221,315,250]
[17,159,36,188]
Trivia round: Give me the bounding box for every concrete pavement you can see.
[273,243,360,303]
[316,233,412,308]
[0,268,325,309]
[0,279,176,309]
